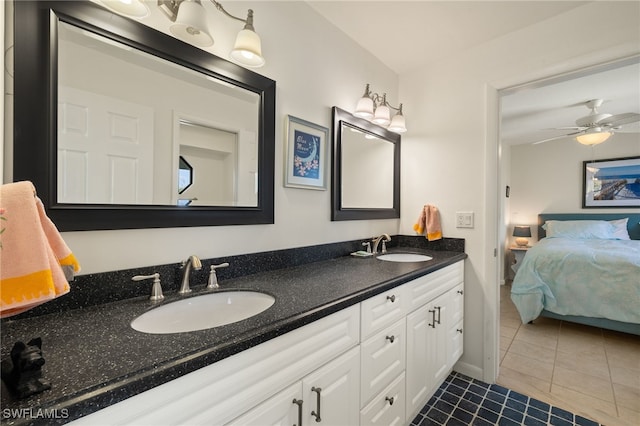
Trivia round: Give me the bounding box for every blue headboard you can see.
[538,213,640,240]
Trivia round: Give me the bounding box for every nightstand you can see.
[511,246,530,275]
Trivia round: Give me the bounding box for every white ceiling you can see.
[307,1,640,146]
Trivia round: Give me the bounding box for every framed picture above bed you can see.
[582,156,640,208]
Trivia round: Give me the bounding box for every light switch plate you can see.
[456,212,474,228]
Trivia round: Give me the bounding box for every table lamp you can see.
[513,226,531,247]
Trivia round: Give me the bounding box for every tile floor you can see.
[411,371,601,426]
[498,283,640,426]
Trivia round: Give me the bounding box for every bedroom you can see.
[498,60,639,425]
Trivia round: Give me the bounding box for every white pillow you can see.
[544,220,617,240]
[608,218,630,240]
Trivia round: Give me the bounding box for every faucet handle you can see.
[206,263,230,290]
[362,241,372,253]
[132,273,164,302]
[381,240,388,254]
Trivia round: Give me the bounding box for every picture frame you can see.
[582,156,640,208]
[284,115,329,190]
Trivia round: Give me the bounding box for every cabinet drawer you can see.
[361,285,407,339]
[360,318,406,406]
[360,372,406,426]
[407,261,463,312]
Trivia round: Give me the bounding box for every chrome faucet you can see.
[371,234,391,255]
[179,255,202,294]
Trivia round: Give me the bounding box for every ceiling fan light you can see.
[170,1,214,47]
[575,131,612,145]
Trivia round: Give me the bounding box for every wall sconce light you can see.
[513,226,532,247]
[354,84,407,133]
[100,0,265,67]
[575,128,612,146]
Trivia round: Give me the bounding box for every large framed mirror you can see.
[331,107,400,221]
[13,1,275,231]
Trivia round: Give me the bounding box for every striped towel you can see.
[0,181,80,318]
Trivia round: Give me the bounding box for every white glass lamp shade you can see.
[372,104,391,126]
[230,29,265,68]
[575,130,612,146]
[99,0,150,18]
[388,113,407,133]
[170,1,214,47]
[354,96,374,119]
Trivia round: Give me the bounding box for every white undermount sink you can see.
[376,253,433,262]
[131,291,275,334]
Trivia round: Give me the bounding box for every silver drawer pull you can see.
[386,294,396,303]
[385,396,395,406]
[457,290,464,295]
[385,335,395,344]
[292,399,303,426]
[457,328,463,334]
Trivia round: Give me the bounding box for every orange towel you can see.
[413,204,443,241]
[0,181,80,318]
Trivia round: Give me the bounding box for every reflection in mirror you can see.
[331,107,401,221]
[57,21,260,207]
[341,128,395,208]
[178,156,193,194]
[13,1,275,230]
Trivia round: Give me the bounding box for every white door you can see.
[58,86,154,204]
[302,346,360,426]
[226,383,304,426]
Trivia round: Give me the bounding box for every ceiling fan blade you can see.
[598,112,640,127]
[531,131,581,145]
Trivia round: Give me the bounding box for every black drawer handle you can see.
[386,294,396,303]
[311,387,322,422]
[457,328,463,334]
[385,396,395,406]
[428,309,436,328]
[385,335,395,344]
[457,290,464,295]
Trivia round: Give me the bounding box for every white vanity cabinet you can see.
[69,260,465,426]
[405,262,465,422]
[69,305,360,426]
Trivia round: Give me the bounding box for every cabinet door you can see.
[405,305,430,420]
[302,346,360,426]
[429,291,450,387]
[405,291,449,421]
[227,383,303,426]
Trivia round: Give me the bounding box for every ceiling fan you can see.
[532,99,640,145]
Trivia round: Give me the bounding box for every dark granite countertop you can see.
[1,246,465,425]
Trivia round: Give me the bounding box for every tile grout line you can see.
[602,329,621,419]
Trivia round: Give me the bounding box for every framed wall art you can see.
[284,115,329,190]
[583,156,640,208]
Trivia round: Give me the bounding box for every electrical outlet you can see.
[456,212,474,228]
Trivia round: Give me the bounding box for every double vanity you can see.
[0,238,465,426]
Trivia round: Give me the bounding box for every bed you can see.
[510,213,640,335]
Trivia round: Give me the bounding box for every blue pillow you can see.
[544,220,617,239]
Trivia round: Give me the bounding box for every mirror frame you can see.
[13,1,276,231]
[331,107,401,221]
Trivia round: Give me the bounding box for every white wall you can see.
[399,1,640,380]
[509,133,640,241]
[3,2,400,274]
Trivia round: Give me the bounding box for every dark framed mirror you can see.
[13,1,275,231]
[331,107,400,221]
